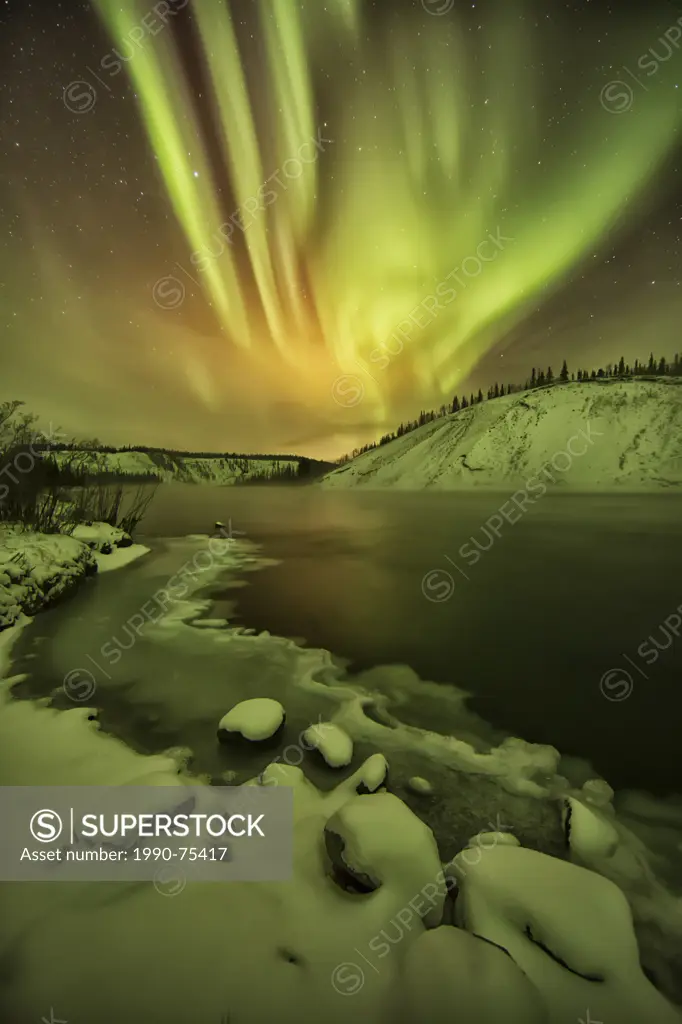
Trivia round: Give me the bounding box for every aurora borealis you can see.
[3,0,682,458]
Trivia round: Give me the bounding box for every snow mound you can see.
[303,721,353,767]
[451,844,682,1023]
[399,926,547,1024]
[217,697,285,742]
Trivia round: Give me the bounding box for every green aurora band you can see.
[94,0,682,430]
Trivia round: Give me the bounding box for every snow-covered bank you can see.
[323,379,682,490]
[1,532,680,1021]
[0,522,149,629]
[0,638,680,1023]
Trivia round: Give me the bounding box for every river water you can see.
[8,485,682,799]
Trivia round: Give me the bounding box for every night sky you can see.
[3,0,682,460]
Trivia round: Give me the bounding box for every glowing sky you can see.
[3,0,682,457]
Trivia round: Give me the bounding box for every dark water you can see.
[135,485,682,796]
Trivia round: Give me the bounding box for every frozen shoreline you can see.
[0,536,681,1021]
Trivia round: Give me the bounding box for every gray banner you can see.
[0,784,293,881]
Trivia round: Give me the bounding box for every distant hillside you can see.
[46,449,334,485]
[322,379,682,491]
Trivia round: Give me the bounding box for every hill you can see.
[322,379,682,491]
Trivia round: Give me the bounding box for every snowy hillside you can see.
[51,450,303,485]
[323,379,682,491]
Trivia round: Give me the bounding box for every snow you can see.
[94,543,149,572]
[303,721,353,767]
[71,522,132,550]
[218,697,285,742]
[322,379,682,491]
[399,926,548,1024]
[451,844,682,1024]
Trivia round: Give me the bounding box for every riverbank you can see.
[0,526,680,1020]
[0,522,149,630]
[0,607,680,1022]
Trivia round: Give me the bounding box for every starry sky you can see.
[3,0,682,460]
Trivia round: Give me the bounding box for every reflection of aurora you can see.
[93,0,682,431]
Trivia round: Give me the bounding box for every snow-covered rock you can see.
[468,830,520,849]
[303,721,353,767]
[324,792,445,927]
[397,926,548,1024]
[564,796,620,862]
[355,752,388,794]
[408,775,433,795]
[451,844,682,1024]
[217,697,285,743]
[322,379,682,491]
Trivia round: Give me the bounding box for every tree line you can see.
[338,352,682,463]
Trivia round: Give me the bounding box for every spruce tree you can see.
[559,359,569,382]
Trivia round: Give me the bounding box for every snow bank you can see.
[218,697,286,742]
[0,526,96,629]
[0,522,148,628]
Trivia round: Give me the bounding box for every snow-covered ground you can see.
[0,522,148,629]
[323,379,682,491]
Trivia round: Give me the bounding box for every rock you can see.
[217,698,285,743]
